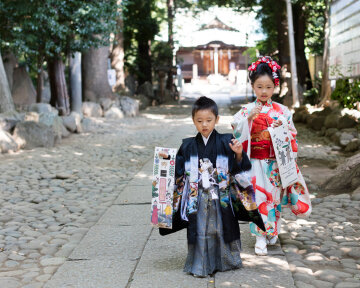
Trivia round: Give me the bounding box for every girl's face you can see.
[252,75,275,104]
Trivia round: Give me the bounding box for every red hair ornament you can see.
[248,56,281,86]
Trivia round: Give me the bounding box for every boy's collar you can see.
[196,129,217,141]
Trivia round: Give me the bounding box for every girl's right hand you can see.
[248,105,262,121]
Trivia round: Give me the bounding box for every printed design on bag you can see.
[151,147,177,229]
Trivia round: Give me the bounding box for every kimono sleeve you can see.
[175,142,185,178]
[230,150,252,175]
[231,106,251,155]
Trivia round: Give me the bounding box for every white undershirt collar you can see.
[202,131,213,146]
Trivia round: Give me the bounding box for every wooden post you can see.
[286,0,300,107]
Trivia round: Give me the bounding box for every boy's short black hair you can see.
[192,96,218,118]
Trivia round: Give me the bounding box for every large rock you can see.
[99,97,115,112]
[13,121,55,149]
[24,111,39,122]
[330,131,342,144]
[0,129,19,153]
[325,128,338,138]
[81,117,99,133]
[352,186,360,201]
[41,70,51,103]
[39,112,64,143]
[0,111,23,132]
[104,106,124,119]
[318,106,338,117]
[125,75,136,96]
[11,66,37,108]
[324,152,360,190]
[82,102,103,118]
[324,114,340,129]
[61,114,77,132]
[338,114,357,129]
[29,103,54,114]
[138,81,155,99]
[119,96,139,117]
[339,132,355,147]
[345,139,360,152]
[134,94,151,110]
[309,116,326,131]
[70,111,83,133]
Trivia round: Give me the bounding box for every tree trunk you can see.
[293,2,312,92]
[69,52,82,113]
[166,0,174,90]
[137,39,152,85]
[48,56,70,116]
[36,55,44,103]
[82,46,116,102]
[276,2,292,102]
[2,52,17,92]
[320,0,331,105]
[111,0,125,92]
[0,52,15,113]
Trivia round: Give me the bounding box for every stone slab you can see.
[215,224,294,288]
[114,185,150,205]
[96,204,150,226]
[69,225,152,260]
[44,258,134,288]
[129,229,210,288]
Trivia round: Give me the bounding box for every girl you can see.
[231,56,312,256]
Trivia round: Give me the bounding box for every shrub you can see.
[331,78,360,109]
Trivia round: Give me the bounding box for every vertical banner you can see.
[151,147,177,229]
[268,125,298,188]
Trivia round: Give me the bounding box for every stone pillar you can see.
[69,52,82,113]
[214,47,219,75]
[192,64,198,80]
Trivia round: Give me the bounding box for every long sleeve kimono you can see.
[160,129,265,277]
[232,99,312,237]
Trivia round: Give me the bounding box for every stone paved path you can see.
[0,104,359,288]
[0,108,187,288]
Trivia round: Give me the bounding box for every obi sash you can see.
[244,113,275,160]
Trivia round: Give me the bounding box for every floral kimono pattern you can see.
[232,99,312,237]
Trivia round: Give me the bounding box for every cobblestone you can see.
[0,108,186,287]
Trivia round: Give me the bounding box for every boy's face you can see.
[193,109,219,138]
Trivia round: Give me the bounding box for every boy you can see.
[160,96,264,277]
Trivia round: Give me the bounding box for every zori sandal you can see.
[255,235,268,256]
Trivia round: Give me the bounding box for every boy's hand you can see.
[159,151,169,158]
[229,139,243,161]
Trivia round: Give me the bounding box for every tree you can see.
[166,0,175,90]
[0,0,118,114]
[319,0,331,104]
[82,46,116,102]
[123,0,159,85]
[0,51,15,113]
[111,0,126,92]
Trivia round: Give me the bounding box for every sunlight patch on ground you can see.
[40,154,52,158]
[296,219,317,226]
[73,152,83,156]
[142,113,166,120]
[130,145,146,150]
[137,172,152,179]
[304,144,325,148]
